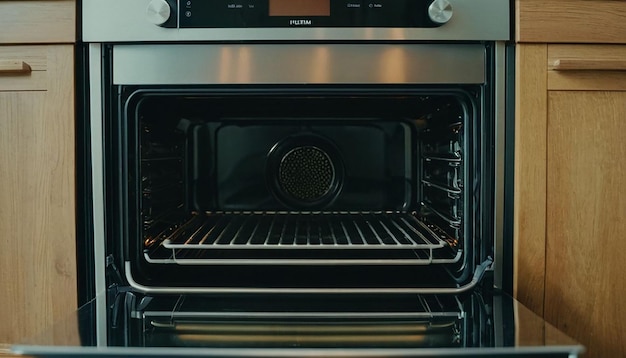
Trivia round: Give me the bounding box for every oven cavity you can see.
[128,91,478,292]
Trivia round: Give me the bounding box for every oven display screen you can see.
[269,0,331,16]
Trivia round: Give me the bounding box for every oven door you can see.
[12,290,583,357]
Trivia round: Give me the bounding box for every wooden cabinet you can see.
[515,11,626,357]
[0,0,76,352]
[0,43,76,348]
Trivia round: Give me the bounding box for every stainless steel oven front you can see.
[13,0,584,356]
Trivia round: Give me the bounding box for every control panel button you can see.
[428,0,453,25]
[146,0,172,26]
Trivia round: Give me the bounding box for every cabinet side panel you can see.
[45,45,78,345]
[514,44,547,316]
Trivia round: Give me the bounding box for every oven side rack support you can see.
[122,258,492,295]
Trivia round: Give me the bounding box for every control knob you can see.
[428,0,453,25]
[146,0,172,26]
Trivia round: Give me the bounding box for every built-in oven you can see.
[13,0,583,356]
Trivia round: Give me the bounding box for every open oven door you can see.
[13,289,583,357]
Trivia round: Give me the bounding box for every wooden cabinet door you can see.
[0,45,76,345]
[517,43,626,358]
[546,90,626,358]
[544,45,626,358]
[545,91,626,358]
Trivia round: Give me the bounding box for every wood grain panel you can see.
[514,44,548,316]
[0,1,75,44]
[0,343,32,358]
[548,71,626,91]
[546,91,626,358]
[515,299,545,347]
[517,0,626,44]
[0,72,48,92]
[0,45,76,345]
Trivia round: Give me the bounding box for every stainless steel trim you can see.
[88,43,108,346]
[124,259,492,294]
[112,44,486,85]
[492,41,506,290]
[419,203,461,227]
[12,346,585,357]
[424,157,462,163]
[145,311,461,319]
[143,252,463,265]
[82,0,509,42]
[171,258,435,266]
[493,293,504,347]
[420,180,462,195]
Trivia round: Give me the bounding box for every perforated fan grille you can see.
[278,146,335,202]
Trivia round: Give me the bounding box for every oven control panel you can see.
[84,0,509,42]
[169,0,453,28]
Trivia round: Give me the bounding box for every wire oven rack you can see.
[143,294,466,347]
[144,211,462,265]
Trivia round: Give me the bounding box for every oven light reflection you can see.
[173,333,430,344]
[150,321,462,346]
[310,46,330,83]
[379,47,407,83]
[155,322,447,334]
[216,46,253,83]
[236,46,252,83]
[218,47,233,83]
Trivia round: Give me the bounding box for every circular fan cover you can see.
[267,134,344,209]
[278,146,335,202]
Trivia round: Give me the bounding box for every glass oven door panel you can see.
[13,292,583,357]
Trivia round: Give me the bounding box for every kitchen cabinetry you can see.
[0,0,76,353]
[515,1,626,357]
[0,0,75,44]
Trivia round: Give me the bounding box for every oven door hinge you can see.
[109,289,154,326]
[105,254,124,286]
[124,292,154,320]
[106,255,144,327]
